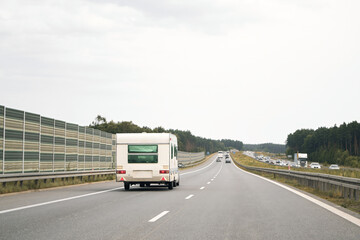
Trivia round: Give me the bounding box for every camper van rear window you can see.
[128,155,158,163]
[128,145,158,153]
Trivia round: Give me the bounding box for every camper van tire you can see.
[124,182,130,190]
[168,182,173,190]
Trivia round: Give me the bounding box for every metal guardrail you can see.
[235,162,360,201]
[0,150,205,183]
[180,158,207,168]
[0,170,115,184]
[0,151,205,184]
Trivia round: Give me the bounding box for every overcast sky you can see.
[1,0,359,145]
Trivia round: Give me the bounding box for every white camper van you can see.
[116,133,180,190]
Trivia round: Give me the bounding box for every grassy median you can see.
[232,152,360,214]
[243,152,360,179]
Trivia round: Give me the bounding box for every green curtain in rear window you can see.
[128,155,158,163]
[128,145,158,153]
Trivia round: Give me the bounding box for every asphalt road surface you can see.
[1,155,360,240]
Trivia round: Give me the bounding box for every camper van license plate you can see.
[133,170,153,178]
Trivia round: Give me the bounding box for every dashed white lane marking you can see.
[0,187,124,215]
[185,194,194,200]
[148,211,170,223]
[232,161,360,227]
[211,179,214,181]
[200,187,205,190]
[207,182,211,184]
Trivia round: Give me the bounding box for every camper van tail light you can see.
[159,170,169,174]
[116,170,126,174]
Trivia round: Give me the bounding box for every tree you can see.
[286,121,360,167]
[89,116,243,153]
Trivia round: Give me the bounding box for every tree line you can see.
[89,115,243,153]
[243,143,286,153]
[286,121,360,167]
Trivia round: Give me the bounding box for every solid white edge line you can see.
[180,156,217,176]
[148,211,170,223]
[0,187,124,215]
[185,194,194,200]
[232,161,360,227]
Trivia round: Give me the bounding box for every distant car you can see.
[225,159,231,163]
[178,163,185,168]
[290,162,299,168]
[329,164,340,170]
[225,155,229,159]
[309,162,321,169]
[216,157,221,162]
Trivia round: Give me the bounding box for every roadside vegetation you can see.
[0,174,114,194]
[231,152,360,214]
[90,115,243,153]
[239,151,360,178]
[286,121,360,168]
[243,143,286,153]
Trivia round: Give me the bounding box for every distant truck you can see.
[218,151,224,159]
[116,133,180,190]
[294,153,308,167]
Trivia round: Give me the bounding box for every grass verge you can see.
[244,152,360,178]
[0,174,115,194]
[232,152,360,214]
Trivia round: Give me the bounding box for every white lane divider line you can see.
[207,182,211,184]
[211,179,214,181]
[0,186,124,215]
[148,211,170,223]
[200,187,205,190]
[185,194,194,200]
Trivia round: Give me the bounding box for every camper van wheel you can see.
[168,182,173,190]
[124,182,130,190]
[176,180,180,186]
[173,181,177,187]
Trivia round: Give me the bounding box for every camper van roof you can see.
[116,133,177,144]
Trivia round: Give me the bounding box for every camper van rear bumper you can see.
[116,175,168,182]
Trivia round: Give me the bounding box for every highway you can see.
[1,155,360,240]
